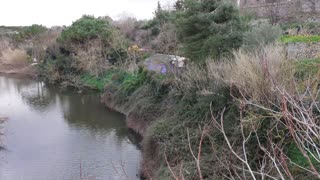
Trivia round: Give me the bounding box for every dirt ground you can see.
[0,63,36,77]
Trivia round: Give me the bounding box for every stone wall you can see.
[286,42,320,60]
[240,0,320,22]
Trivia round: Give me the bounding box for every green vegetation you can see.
[176,0,246,62]
[13,24,47,42]
[280,35,320,43]
[243,22,282,50]
[286,143,320,169]
[295,58,320,78]
[58,15,112,49]
[40,15,129,80]
[80,71,115,91]
[99,45,320,179]
[1,0,320,179]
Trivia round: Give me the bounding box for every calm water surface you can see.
[0,75,141,180]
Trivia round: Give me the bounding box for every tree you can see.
[135,2,179,54]
[174,0,183,11]
[154,1,171,27]
[58,15,113,51]
[176,0,246,62]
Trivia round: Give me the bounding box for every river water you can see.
[0,75,141,180]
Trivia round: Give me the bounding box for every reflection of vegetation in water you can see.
[1,75,142,151]
[60,93,130,141]
[0,75,34,92]
[127,129,143,150]
[0,117,7,150]
[0,76,57,113]
[60,93,144,149]
[17,79,132,142]
[20,82,57,112]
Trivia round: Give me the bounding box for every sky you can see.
[0,0,174,27]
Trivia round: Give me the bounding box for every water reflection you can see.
[0,75,141,180]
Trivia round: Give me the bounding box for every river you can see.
[0,75,141,180]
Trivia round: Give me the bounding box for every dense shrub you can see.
[49,15,128,77]
[57,15,112,50]
[242,22,282,50]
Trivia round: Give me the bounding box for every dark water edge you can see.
[0,74,142,180]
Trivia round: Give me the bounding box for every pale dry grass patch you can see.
[173,45,296,102]
[0,48,29,68]
[222,45,295,102]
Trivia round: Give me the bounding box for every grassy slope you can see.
[95,66,239,178]
[96,58,320,179]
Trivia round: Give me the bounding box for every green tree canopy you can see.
[176,0,245,62]
[58,15,113,49]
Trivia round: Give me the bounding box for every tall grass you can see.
[0,48,29,68]
[223,46,295,102]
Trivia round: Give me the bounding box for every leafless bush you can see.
[213,46,319,179]
[150,23,179,54]
[30,29,61,61]
[168,86,319,179]
[72,39,111,76]
[212,81,320,179]
[114,15,138,41]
